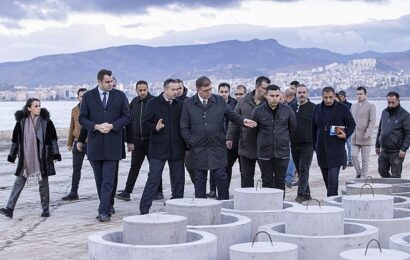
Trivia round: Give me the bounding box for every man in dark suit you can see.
[312,86,355,197]
[139,79,186,214]
[79,69,130,222]
[180,76,257,200]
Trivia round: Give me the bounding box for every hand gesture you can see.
[67,146,72,151]
[243,119,257,128]
[156,118,165,131]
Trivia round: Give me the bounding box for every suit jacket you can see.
[180,93,243,170]
[79,87,130,161]
[351,100,376,146]
[143,94,185,160]
[312,101,356,168]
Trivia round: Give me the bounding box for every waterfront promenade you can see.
[0,137,408,259]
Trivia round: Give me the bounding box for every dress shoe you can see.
[41,210,50,217]
[62,191,79,201]
[295,195,306,203]
[206,191,217,199]
[97,214,111,222]
[154,192,164,200]
[304,194,312,201]
[0,207,13,218]
[115,191,130,201]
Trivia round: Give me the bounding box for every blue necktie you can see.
[102,92,107,108]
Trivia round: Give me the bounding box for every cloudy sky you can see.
[0,0,409,62]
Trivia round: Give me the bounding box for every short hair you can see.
[77,88,87,96]
[236,84,247,93]
[136,80,148,88]
[163,78,176,88]
[284,88,294,97]
[322,86,335,95]
[266,84,281,92]
[255,76,271,87]
[97,69,112,81]
[218,83,230,91]
[290,80,300,87]
[356,86,367,94]
[175,79,184,85]
[196,76,211,88]
[297,84,307,90]
[387,91,400,99]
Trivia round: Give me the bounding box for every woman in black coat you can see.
[0,98,61,219]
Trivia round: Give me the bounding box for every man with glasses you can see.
[376,91,410,178]
[180,76,257,200]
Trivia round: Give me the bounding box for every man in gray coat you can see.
[180,76,257,200]
[226,76,270,187]
[351,86,376,178]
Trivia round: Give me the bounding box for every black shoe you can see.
[292,180,299,187]
[286,182,293,189]
[356,175,361,179]
[347,162,353,167]
[0,207,13,218]
[295,195,306,203]
[304,194,312,201]
[110,206,115,215]
[154,192,164,201]
[206,191,217,199]
[62,191,79,201]
[41,210,50,218]
[97,214,111,222]
[115,191,131,201]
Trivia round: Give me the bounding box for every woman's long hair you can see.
[22,98,40,117]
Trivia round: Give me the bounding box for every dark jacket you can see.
[226,90,262,159]
[287,96,297,107]
[252,102,297,159]
[342,100,352,110]
[129,93,155,142]
[225,96,239,148]
[290,100,316,144]
[376,105,410,153]
[79,87,130,161]
[180,94,244,170]
[144,94,185,160]
[312,101,356,168]
[8,109,61,178]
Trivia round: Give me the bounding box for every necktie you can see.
[202,99,207,108]
[102,92,107,108]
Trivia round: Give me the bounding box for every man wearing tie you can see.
[79,69,130,222]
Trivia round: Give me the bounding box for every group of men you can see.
[63,69,410,222]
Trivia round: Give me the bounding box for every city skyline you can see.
[0,0,410,62]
